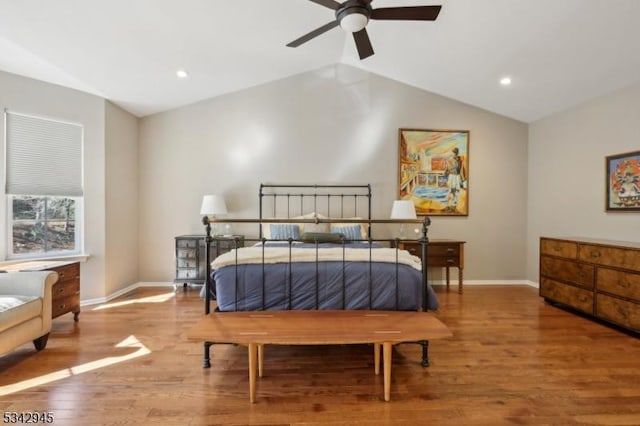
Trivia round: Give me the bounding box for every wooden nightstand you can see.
[395,239,466,294]
[174,235,244,291]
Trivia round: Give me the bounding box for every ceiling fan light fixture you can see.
[339,11,369,33]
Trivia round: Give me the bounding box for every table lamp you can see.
[200,194,228,236]
[390,200,417,239]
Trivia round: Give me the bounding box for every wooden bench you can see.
[187,310,452,402]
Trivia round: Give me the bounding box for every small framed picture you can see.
[605,150,640,212]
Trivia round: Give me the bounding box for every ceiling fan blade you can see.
[308,0,342,10]
[353,28,374,60]
[371,5,442,21]
[286,20,340,47]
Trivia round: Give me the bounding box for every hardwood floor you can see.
[1,285,639,425]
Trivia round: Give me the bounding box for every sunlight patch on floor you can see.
[92,292,176,311]
[0,335,150,396]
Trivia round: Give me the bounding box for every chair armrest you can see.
[0,271,59,298]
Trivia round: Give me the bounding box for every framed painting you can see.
[398,129,469,216]
[605,150,640,212]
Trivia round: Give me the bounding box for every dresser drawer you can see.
[540,277,594,314]
[579,244,640,272]
[540,239,578,259]
[53,278,80,299]
[596,293,640,332]
[540,256,594,289]
[596,267,640,301]
[52,294,80,318]
[53,262,80,283]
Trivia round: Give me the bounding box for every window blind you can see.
[5,111,83,197]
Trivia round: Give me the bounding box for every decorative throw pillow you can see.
[331,224,361,241]
[300,232,344,243]
[269,224,300,240]
[330,218,368,239]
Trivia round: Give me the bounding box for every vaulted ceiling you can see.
[1,0,639,123]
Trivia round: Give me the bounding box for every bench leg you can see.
[383,342,392,402]
[248,343,258,403]
[258,344,264,378]
[421,340,430,367]
[203,342,212,368]
[374,343,381,375]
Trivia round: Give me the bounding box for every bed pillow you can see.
[331,225,362,241]
[330,219,368,239]
[303,222,330,233]
[269,223,300,240]
[300,232,344,243]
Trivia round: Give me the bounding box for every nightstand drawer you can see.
[429,245,460,257]
[177,258,197,268]
[177,239,199,248]
[177,248,197,259]
[428,256,460,267]
[216,239,242,250]
[177,268,198,279]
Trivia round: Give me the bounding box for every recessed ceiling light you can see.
[500,77,512,86]
[176,69,189,79]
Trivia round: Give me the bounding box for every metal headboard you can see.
[258,183,372,237]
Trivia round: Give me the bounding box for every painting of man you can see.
[399,129,469,216]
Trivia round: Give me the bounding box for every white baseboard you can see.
[431,279,539,288]
[80,280,539,307]
[80,281,175,307]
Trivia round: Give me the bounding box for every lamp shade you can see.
[390,200,417,220]
[200,194,227,216]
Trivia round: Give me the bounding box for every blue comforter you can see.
[202,243,439,312]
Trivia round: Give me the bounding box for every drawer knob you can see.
[446,259,455,264]
[590,251,601,258]
[59,304,66,309]
[446,248,454,253]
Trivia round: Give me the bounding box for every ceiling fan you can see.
[286,0,442,60]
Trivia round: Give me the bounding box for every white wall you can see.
[0,70,107,300]
[105,101,139,295]
[527,82,640,281]
[139,64,529,283]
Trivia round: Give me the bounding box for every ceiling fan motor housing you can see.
[336,0,372,32]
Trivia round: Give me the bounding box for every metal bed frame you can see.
[201,183,434,366]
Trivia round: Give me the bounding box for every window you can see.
[9,195,80,256]
[5,111,83,259]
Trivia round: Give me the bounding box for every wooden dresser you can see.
[2,260,81,321]
[395,239,465,293]
[540,237,640,333]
